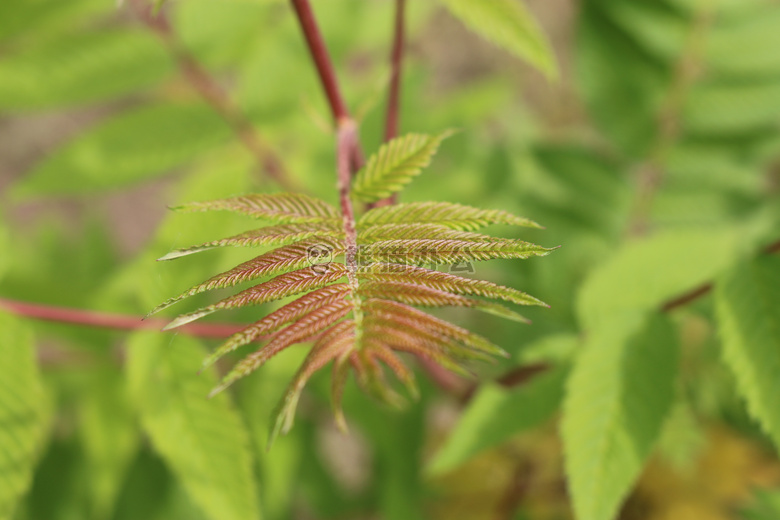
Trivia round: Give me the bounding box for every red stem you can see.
[289,0,365,177]
[384,0,406,142]
[337,120,360,277]
[366,0,407,210]
[290,0,351,122]
[0,298,243,339]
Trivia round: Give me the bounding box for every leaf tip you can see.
[207,384,227,399]
[335,412,349,434]
[157,251,182,261]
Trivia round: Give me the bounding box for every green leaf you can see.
[684,80,780,136]
[14,103,232,196]
[0,29,173,111]
[439,0,557,79]
[172,193,340,223]
[577,227,743,330]
[656,401,704,471]
[562,312,678,520]
[357,264,546,307]
[0,312,49,520]
[596,0,688,62]
[428,365,567,475]
[715,256,780,450]
[358,238,556,265]
[358,201,541,230]
[174,0,269,67]
[352,400,427,520]
[576,1,674,157]
[525,145,630,237]
[0,0,105,45]
[77,368,139,520]
[352,131,454,203]
[235,352,303,520]
[705,5,780,77]
[126,332,261,520]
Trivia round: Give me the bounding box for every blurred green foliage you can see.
[1,0,779,519]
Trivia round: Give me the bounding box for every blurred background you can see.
[1,0,780,519]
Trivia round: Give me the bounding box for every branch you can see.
[290,0,350,122]
[131,0,300,191]
[0,298,243,339]
[384,0,406,143]
[289,0,365,175]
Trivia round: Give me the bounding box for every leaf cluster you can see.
[151,132,554,444]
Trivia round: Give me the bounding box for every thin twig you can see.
[661,238,780,312]
[131,0,299,191]
[660,283,712,313]
[0,298,243,338]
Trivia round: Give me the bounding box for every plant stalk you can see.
[384,0,406,143]
[289,0,365,175]
[0,298,243,338]
[290,0,351,122]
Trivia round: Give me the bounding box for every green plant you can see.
[149,132,553,444]
[2,0,780,519]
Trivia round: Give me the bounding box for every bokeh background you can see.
[1,0,780,519]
